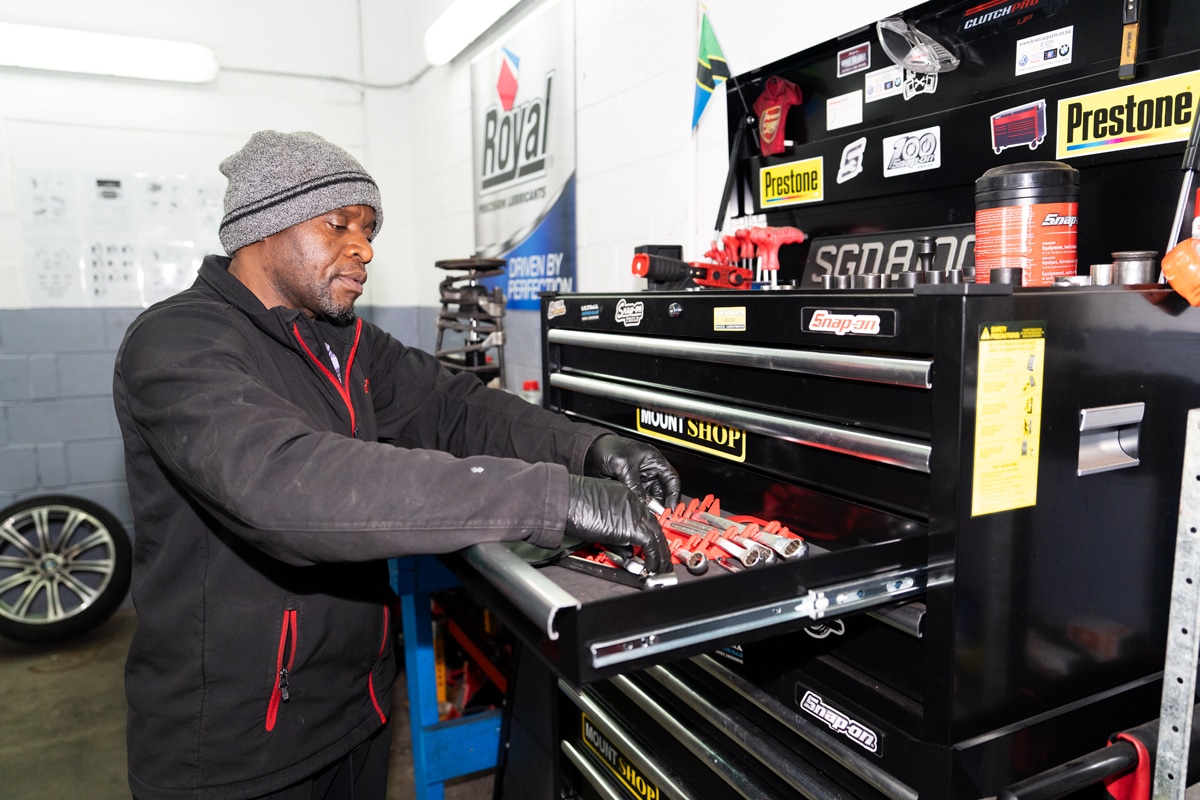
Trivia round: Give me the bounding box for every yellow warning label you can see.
[972,322,1046,516]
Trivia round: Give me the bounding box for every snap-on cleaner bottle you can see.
[975,161,1079,286]
[521,380,543,407]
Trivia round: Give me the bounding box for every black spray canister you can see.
[975,161,1079,286]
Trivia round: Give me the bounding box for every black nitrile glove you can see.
[586,435,681,509]
[565,475,671,574]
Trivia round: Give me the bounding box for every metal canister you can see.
[1112,251,1159,284]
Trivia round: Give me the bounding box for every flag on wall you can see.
[692,10,730,129]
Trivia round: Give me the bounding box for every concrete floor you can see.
[0,608,495,799]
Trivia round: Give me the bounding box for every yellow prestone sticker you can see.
[1056,69,1200,159]
[759,156,824,208]
[714,306,746,331]
[971,322,1046,516]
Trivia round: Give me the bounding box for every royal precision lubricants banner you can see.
[471,0,576,310]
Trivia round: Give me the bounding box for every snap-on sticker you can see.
[837,43,871,77]
[838,137,868,184]
[803,307,898,337]
[883,126,941,177]
[614,299,644,327]
[798,690,880,754]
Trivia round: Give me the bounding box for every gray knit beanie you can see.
[218,130,383,255]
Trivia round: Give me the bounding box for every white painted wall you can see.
[364,0,917,307]
[0,0,917,310]
[0,0,373,309]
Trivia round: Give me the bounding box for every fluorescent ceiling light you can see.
[0,22,218,83]
[424,0,522,66]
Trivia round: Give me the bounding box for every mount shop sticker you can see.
[580,713,661,800]
[972,321,1046,516]
[802,307,898,337]
[798,690,880,754]
[1056,70,1200,159]
[636,408,746,462]
[759,156,824,209]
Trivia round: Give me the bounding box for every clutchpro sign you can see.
[470,0,576,310]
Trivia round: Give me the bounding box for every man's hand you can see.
[586,435,681,509]
[565,475,671,574]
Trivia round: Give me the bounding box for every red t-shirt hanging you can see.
[753,77,803,156]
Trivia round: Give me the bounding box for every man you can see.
[113,130,678,800]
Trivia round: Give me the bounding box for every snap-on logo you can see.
[807,309,881,336]
[883,126,941,176]
[1042,213,1078,226]
[799,690,879,753]
[615,299,644,327]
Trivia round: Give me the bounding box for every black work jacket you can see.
[113,256,605,799]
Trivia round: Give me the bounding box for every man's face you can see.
[261,205,376,322]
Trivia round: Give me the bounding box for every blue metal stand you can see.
[391,556,502,800]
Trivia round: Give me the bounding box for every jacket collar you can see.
[197,255,359,349]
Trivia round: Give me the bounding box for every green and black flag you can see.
[692,10,730,130]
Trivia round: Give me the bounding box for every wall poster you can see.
[470,0,576,310]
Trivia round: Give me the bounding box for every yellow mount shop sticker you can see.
[760,156,823,209]
[971,322,1046,516]
[1056,69,1200,159]
[581,713,661,800]
[636,408,746,462]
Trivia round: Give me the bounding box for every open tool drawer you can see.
[446,515,930,686]
[444,287,951,687]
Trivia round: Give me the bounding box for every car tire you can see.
[0,495,132,643]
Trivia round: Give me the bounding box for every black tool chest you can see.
[442,283,1200,798]
[439,0,1200,796]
